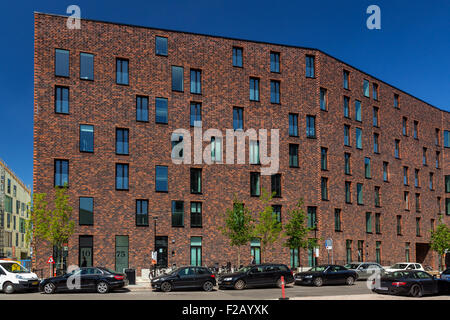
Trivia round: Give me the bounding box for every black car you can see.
[218,264,294,290]
[372,270,440,297]
[39,267,128,294]
[295,265,358,286]
[151,266,216,292]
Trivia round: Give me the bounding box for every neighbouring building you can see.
[0,158,32,261]
[33,12,450,277]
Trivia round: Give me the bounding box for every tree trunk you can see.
[237,246,241,269]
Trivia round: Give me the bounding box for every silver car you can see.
[344,262,385,280]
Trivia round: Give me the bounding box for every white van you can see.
[0,260,40,294]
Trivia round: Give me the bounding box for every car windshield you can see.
[344,264,360,269]
[238,266,253,273]
[391,264,408,269]
[385,271,408,278]
[308,266,327,272]
[0,262,29,273]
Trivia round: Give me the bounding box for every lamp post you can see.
[153,216,158,277]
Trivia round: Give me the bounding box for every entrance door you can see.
[190,237,202,266]
[115,236,129,273]
[155,236,168,267]
[79,236,93,268]
[415,243,430,264]
[251,238,261,264]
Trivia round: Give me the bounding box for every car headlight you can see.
[304,275,313,278]
[16,274,25,280]
[223,277,233,281]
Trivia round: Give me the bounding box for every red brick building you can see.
[33,13,450,276]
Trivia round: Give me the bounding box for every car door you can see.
[85,268,103,290]
[246,266,265,287]
[176,267,196,288]
[262,265,279,286]
[415,271,435,294]
[193,267,209,288]
[324,266,339,284]
[357,264,369,279]
[0,266,7,289]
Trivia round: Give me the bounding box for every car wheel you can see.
[3,282,15,294]
[96,281,109,294]
[43,282,55,294]
[276,278,283,288]
[160,281,172,292]
[234,279,246,290]
[203,281,214,292]
[346,276,355,285]
[409,284,423,297]
[313,277,323,287]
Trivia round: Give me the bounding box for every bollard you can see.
[278,276,289,300]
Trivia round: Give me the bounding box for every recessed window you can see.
[343,70,349,89]
[305,55,315,78]
[136,96,149,122]
[272,205,282,223]
[343,96,350,118]
[116,58,129,85]
[402,117,408,136]
[115,163,129,190]
[80,53,94,80]
[321,177,328,200]
[250,172,261,196]
[171,201,184,227]
[116,128,129,155]
[413,121,418,139]
[423,147,427,165]
[355,100,362,121]
[374,187,381,207]
[344,153,351,175]
[233,107,243,130]
[429,172,434,190]
[232,47,243,67]
[363,80,370,97]
[79,197,93,225]
[373,133,379,153]
[250,77,260,101]
[80,125,94,153]
[54,159,69,187]
[321,147,328,170]
[415,169,420,187]
[190,202,202,227]
[436,151,440,169]
[395,139,400,158]
[55,86,69,114]
[320,88,327,111]
[445,130,450,148]
[155,97,168,124]
[415,194,421,212]
[383,162,389,182]
[289,144,299,168]
[446,198,450,215]
[404,191,410,210]
[357,183,363,205]
[55,49,69,77]
[171,66,184,92]
[289,113,298,136]
[249,140,260,165]
[372,83,378,100]
[190,102,202,127]
[271,174,281,197]
[365,212,372,233]
[397,216,402,235]
[403,166,409,185]
[190,69,201,94]
[155,166,168,192]
[155,36,168,56]
[394,94,399,108]
[270,80,280,104]
[307,207,317,229]
[334,209,342,232]
[445,175,450,193]
[355,128,362,149]
[364,157,371,178]
[210,137,222,162]
[435,128,440,146]
[373,107,379,127]
[171,133,184,160]
[345,181,351,203]
[270,52,280,73]
[136,200,149,226]
[416,217,421,236]
[344,125,350,146]
[190,168,202,194]
[306,115,316,138]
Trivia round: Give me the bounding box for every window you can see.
[445,130,450,148]
[171,201,184,227]
[55,49,69,77]
[289,144,299,168]
[249,140,260,164]
[270,80,280,103]
[289,113,298,136]
[374,186,380,207]
[415,169,420,187]
[191,202,202,227]
[116,58,129,85]
[383,162,389,181]
[306,115,316,138]
[171,66,184,92]
[250,172,261,196]
[251,238,261,264]
[249,77,260,101]
[190,168,202,194]
[344,153,351,175]
[321,147,328,170]
[190,69,201,94]
[402,117,408,136]
[363,80,370,97]
[416,217,421,236]
[357,240,364,262]
[357,183,363,205]
[321,177,328,200]
[375,242,381,264]
[429,172,434,190]
[365,212,372,233]
[54,160,69,187]
[447,198,450,215]
[155,36,168,56]
[345,181,352,203]
[233,107,243,130]
[445,175,450,193]
[190,237,202,266]
[346,240,352,264]
[343,70,349,89]
[80,53,94,80]
[116,129,129,155]
[355,100,362,121]
[136,96,149,122]
[155,97,168,124]
[403,167,409,185]
[55,86,69,114]
[344,125,350,146]
[334,209,342,231]
[436,151,440,169]
[405,243,410,261]
[210,136,222,162]
[190,102,202,127]
[435,129,441,146]
[232,47,243,67]
[373,133,379,153]
[364,157,371,178]
[413,121,418,139]
[80,125,94,153]
[343,96,350,118]
[290,249,299,269]
[320,88,327,111]
[79,197,93,225]
[372,83,378,100]
[271,174,281,197]
[115,163,129,190]
[171,133,184,160]
[404,191,410,210]
[270,52,280,72]
[423,148,427,165]
[155,166,168,192]
[397,215,402,235]
[415,193,421,212]
[272,205,281,223]
[115,235,129,272]
[394,94,399,108]
[305,55,315,78]
[307,207,317,229]
[395,140,400,158]
[136,200,148,226]
[80,235,94,268]
[355,128,362,149]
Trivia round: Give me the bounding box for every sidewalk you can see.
[288,294,450,300]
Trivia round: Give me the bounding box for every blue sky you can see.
[1,0,449,189]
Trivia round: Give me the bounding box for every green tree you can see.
[25,186,75,272]
[253,188,282,263]
[430,216,450,271]
[220,196,254,268]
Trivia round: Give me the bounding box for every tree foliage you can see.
[430,216,450,270]
[283,199,316,250]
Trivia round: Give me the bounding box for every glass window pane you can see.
[156,98,168,124]
[79,197,93,225]
[55,49,69,77]
[80,125,94,152]
[172,66,184,91]
[80,53,94,80]
[156,36,168,56]
[156,166,168,192]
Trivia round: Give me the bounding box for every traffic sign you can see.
[325,239,333,250]
[151,251,157,265]
[47,256,55,264]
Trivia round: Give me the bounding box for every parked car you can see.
[385,262,425,272]
[295,264,358,286]
[0,260,40,294]
[39,267,128,294]
[218,264,294,290]
[344,262,385,280]
[151,266,216,292]
[441,268,450,280]
[372,270,440,297]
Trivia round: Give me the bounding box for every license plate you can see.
[32,281,39,285]
[377,287,388,291]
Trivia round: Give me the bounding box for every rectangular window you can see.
[345,181,352,203]
[373,133,379,153]
[115,236,129,272]
[306,115,316,138]
[397,215,402,235]
[357,240,364,262]
[402,117,408,136]
[395,140,400,158]
[155,36,168,56]
[210,136,222,162]
[429,172,434,190]
[446,198,450,215]
[305,55,315,78]
[54,159,69,187]
[136,200,149,226]
[321,177,328,200]
[55,86,69,114]
[383,162,389,181]
[321,147,328,170]
[136,96,149,122]
[232,47,243,67]
[270,52,280,73]
[445,130,450,148]
[416,218,421,236]
[403,166,409,185]
[251,239,261,265]
[355,100,362,121]
[405,243,410,262]
[155,166,168,192]
[374,186,380,207]
[415,169,420,187]
[346,240,352,264]
[344,153,351,175]
[372,83,378,100]
[190,168,202,194]
[249,77,260,101]
[171,133,184,160]
[343,96,350,118]
[233,107,243,130]
[363,80,370,97]
[289,144,299,168]
[115,163,129,190]
[55,49,69,77]
[80,125,94,153]
[190,237,202,266]
[270,80,280,103]
[394,94,399,108]
[436,151,440,169]
[249,140,260,164]
[271,174,281,197]
[373,107,379,127]
[413,121,418,139]
[171,66,184,92]
[116,128,129,155]
[189,102,202,127]
[80,52,94,80]
[375,213,381,233]
[445,175,450,193]
[344,125,350,146]
[355,128,362,149]
[366,212,372,233]
[155,97,168,124]
[79,235,93,268]
[290,249,299,269]
[375,242,381,264]
[116,58,129,85]
[250,172,261,196]
[357,183,363,205]
[272,205,281,223]
[365,157,371,178]
[190,69,201,94]
[171,201,184,227]
[423,148,427,165]
[307,207,317,229]
[343,70,349,89]
[79,197,93,225]
[334,209,342,232]
[404,191,409,210]
[320,88,327,111]
[289,113,298,136]
[415,193,421,212]
[191,202,202,227]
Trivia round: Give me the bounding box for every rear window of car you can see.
[278,265,289,272]
[196,267,210,274]
[345,264,360,269]
[391,263,408,269]
[443,269,450,275]
[387,271,408,278]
